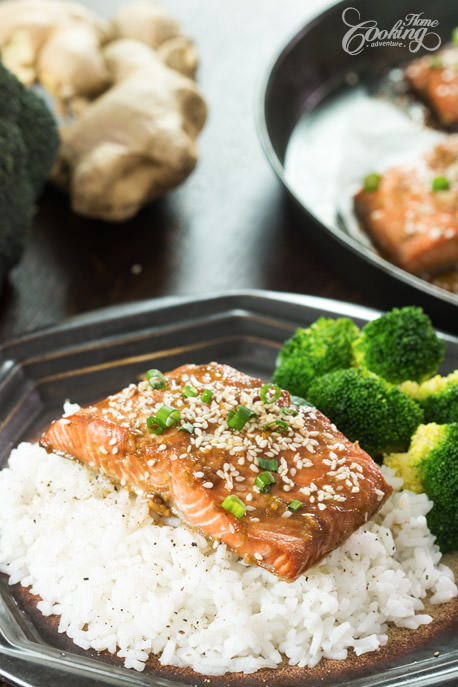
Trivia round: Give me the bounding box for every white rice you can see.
[0,442,456,675]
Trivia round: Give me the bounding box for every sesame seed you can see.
[254,552,262,561]
[202,482,213,489]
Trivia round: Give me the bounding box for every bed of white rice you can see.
[0,442,456,676]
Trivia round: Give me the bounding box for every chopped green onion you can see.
[255,471,276,493]
[432,175,450,192]
[146,369,167,389]
[156,405,181,428]
[146,415,164,435]
[281,407,299,416]
[363,172,381,192]
[227,405,256,430]
[260,383,281,404]
[257,457,278,471]
[429,55,443,69]
[201,389,213,403]
[263,419,289,433]
[288,499,303,512]
[453,27,458,46]
[221,494,246,518]
[179,423,195,434]
[290,395,312,407]
[182,384,198,398]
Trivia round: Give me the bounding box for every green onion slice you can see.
[255,471,276,493]
[221,494,246,519]
[288,499,303,512]
[156,405,181,428]
[363,172,381,192]
[260,383,281,404]
[257,457,278,471]
[290,395,312,407]
[281,407,298,416]
[146,369,167,389]
[429,55,443,69]
[453,26,458,46]
[182,384,198,398]
[146,415,164,435]
[432,175,450,192]
[201,389,213,403]
[227,405,256,430]
[263,420,289,433]
[179,423,195,434]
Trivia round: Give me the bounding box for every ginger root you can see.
[111,0,180,50]
[110,0,198,79]
[0,0,206,221]
[0,0,110,92]
[52,39,206,221]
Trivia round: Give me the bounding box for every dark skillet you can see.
[257,0,458,333]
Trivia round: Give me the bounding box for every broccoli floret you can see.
[0,120,35,283]
[352,306,445,384]
[0,62,59,194]
[383,426,430,493]
[400,371,458,424]
[307,368,424,456]
[384,423,458,552]
[272,317,359,398]
[0,61,59,282]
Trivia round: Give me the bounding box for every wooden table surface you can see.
[0,1,455,685]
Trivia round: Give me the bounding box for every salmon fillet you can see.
[405,47,458,128]
[40,362,392,580]
[354,136,458,275]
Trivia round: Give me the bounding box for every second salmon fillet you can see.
[354,136,458,275]
[40,362,392,580]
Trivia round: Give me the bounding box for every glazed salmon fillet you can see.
[354,136,458,275]
[40,362,392,580]
[405,46,458,128]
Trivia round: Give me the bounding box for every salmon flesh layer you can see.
[405,46,458,128]
[354,136,458,275]
[40,362,392,580]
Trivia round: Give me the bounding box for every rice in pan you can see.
[0,442,456,675]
